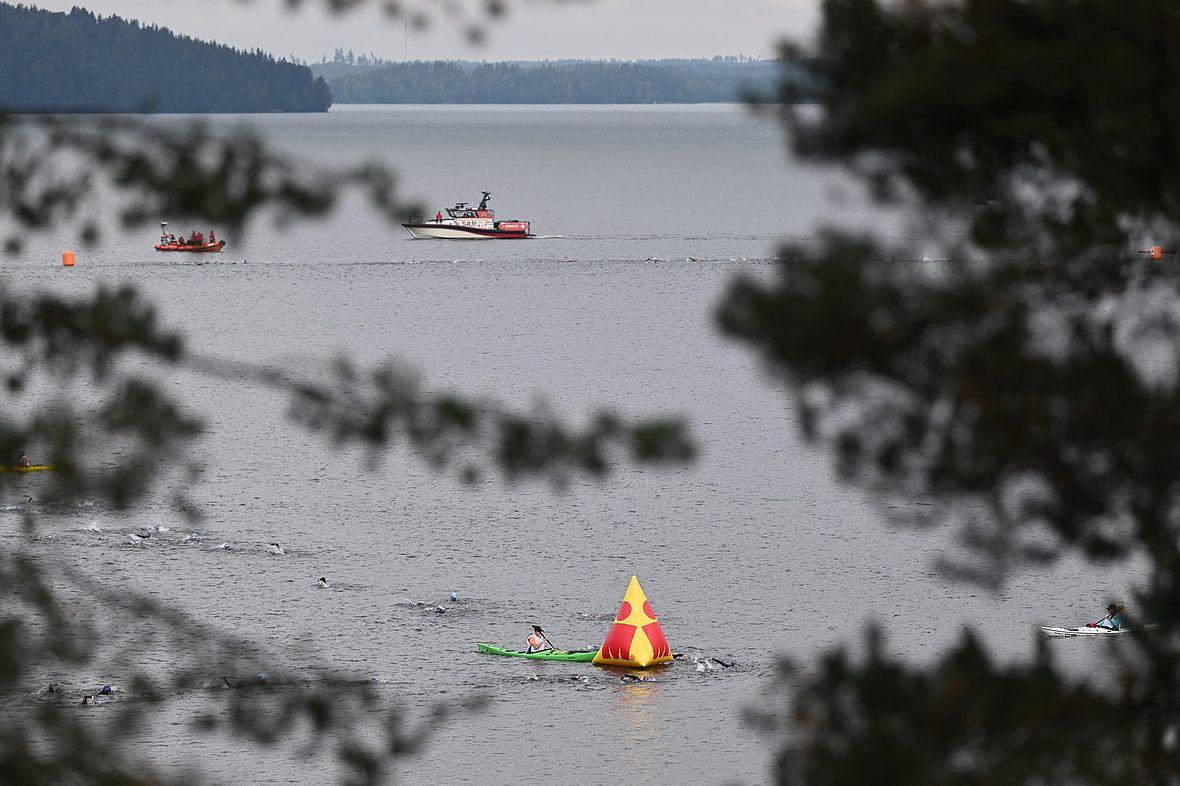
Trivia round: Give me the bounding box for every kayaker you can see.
[525,625,551,653]
[1091,603,1124,630]
[17,451,29,468]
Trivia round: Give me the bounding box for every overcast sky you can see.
[26,0,815,62]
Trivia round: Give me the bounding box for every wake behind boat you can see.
[403,191,532,239]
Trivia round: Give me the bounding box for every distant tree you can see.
[0,4,331,112]
[324,58,793,104]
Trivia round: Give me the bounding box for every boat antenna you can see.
[479,191,491,210]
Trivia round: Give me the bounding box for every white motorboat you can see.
[402,191,532,239]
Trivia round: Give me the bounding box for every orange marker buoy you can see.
[62,251,75,267]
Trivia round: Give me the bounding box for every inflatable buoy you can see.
[592,575,672,668]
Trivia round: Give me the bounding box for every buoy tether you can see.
[592,575,673,668]
[62,251,75,267]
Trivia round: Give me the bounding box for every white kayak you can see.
[1037,625,1130,638]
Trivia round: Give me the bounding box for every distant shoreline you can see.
[314,58,820,106]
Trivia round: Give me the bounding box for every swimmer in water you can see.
[46,682,65,694]
[620,674,657,683]
[81,695,97,706]
[213,542,235,551]
[185,532,200,542]
[265,543,285,555]
[450,591,459,602]
[315,577,329,589]
[99,685,113,695]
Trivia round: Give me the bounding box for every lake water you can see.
[5,105,1138,784]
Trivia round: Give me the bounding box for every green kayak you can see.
[476,643,596,662]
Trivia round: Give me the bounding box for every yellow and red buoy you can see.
[592,575,673,668]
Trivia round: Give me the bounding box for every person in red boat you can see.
[435,211,443,222]
[209,230,216,243]
[189,230,198,244]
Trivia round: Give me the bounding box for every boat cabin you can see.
[444,191,496,227]
[447,205,493,220]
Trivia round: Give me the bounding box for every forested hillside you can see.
[0,3,331,112]
[321,58,816,104]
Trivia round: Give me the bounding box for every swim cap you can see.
[450,591,459,601]
[256,673,268,682]
[100,685,112,694]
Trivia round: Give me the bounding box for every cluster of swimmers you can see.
[47,682,112,706]
[123,528,291,557]
[116,525,335,594]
